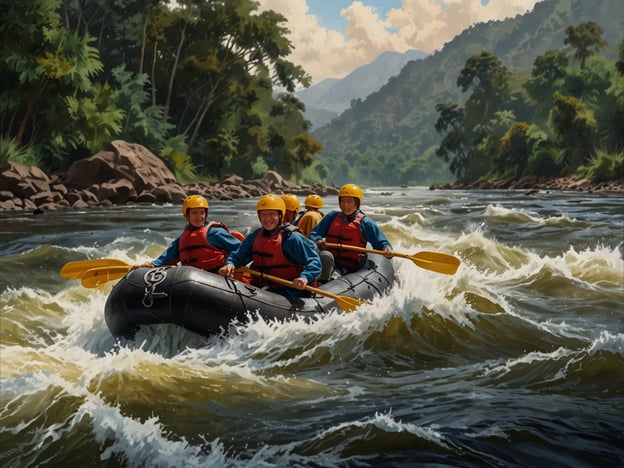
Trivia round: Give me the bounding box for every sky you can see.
[257,0,542,85]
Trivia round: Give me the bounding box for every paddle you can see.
[81,266,131,288]
[238,266,371,313]
[324,242,460,275]
[60,259,130,279]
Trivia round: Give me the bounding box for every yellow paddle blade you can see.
[80,266,130,288]
[402,251,460,275]
[324,242,460,275]
[327,294,371,313]
[60,259,130,279]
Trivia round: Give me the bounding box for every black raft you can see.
[104,252,394,339]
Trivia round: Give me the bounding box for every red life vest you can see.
[179,222,229,272]
[326,212,366,271]
[251,225,303,286]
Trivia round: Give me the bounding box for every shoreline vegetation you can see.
[1,141,622,216]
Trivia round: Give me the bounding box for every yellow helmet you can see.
[257,194,285,217]
[182,195,209,217]
[304,194,324,209]
[338,183,363,206]
[281,194,300,212]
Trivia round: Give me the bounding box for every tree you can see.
[434,103,469,179]
[59,0,317,179]
[448,52,512,181]
[524,50,569,122]
[564,21,607,69]
[497,122,530,177]
[617,39,624,76]
[1,0,105,168]
[457,51,511,125]
[550,92,597,171]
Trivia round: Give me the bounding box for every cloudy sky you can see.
[257,0,542,84]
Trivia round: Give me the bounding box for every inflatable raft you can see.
[104,252,394,339]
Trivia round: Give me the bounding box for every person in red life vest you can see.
[281,194,301,224]
[310,183,393,282]
[218,194,321,298]
[133,195,242,273]
[296,194,324,238]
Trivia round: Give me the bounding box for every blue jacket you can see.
[309,210,392,250]
[225,226,322,284]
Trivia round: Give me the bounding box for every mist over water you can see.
[1,187,623,466]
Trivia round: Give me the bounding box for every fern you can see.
[576,147,624,181]
[0,137,40,166]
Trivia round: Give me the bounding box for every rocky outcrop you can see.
[0,140,338,213]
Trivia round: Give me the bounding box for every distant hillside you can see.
[297,49,426,128]
[312,0,623,186]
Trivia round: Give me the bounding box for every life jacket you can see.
[325,211,366,271]
[251,224,303,287]
[179,221,229,272]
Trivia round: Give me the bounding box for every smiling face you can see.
[258,210,281,231]
[339,196,358,216]
[187,207,207,228]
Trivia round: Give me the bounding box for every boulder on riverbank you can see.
[0,140,338,213]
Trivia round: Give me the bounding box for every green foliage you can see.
[497,122,530,177]
[314,0,622,186]
[2,0,622,187]
[576,148,624,181]
[617,40,624,76]
[111,66,173,152]
[1,0,316,180]
[564,21,608,69]
[66,83,124,154]
[550,91,597,171]
[524,50,569,122]
[527,145,564,177]
[0,137,40,166]
[160,135,198,182]
[250,157,269,178]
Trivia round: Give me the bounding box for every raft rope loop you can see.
[142,267,169,308]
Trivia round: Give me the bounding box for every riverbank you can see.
[429,175,624,194]
[2,141,622,215]
[0,141,337,214]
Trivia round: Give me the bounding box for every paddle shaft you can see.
[324,242,460,275]
[238,267,371,312]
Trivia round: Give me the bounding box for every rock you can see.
[0,140,339,212]
[96,180,137,204]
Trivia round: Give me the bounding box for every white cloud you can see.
[257,0,540,84]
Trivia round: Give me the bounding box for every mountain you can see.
[311,0,623,186]
[296,49,426,128]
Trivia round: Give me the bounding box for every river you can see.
[1,187,623,467]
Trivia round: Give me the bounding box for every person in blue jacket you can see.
[218,194,321,298]
[310,183,393,281]
[134,195,242,273]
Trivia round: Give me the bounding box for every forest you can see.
[313,0,624,186]
[1,0,623,187]
[1,0,321,182]
[434,23,624,184]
